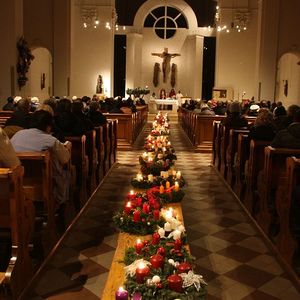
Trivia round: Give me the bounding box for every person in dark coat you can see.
[5,98,32,128]
[248,108,276,141]
[2,97,15,111]
[72,100,94,132]
[87,101,107,126]
[271,108,300,148]
[221,102,248,129]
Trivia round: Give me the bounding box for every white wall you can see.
[70,0,114,97]
[25,48,52,101]
[276,52,300,106]
[215,1,258,101]
[0,0,23,107]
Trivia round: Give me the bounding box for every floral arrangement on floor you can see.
[113,191,165,235]
[114,112,207,299]
[122,209,207,299]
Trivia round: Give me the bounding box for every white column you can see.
[254,0,280,101]
[191,35,204,99]
[0,0,23,106]
[126,33,143,92]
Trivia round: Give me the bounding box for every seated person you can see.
[222,102,248,129]
[2,96,15,111]
[0,127,20,168]
[273,105,287,131]
[54,98,86,137]
[214,101,226,115]
[87,101,107,126]
[4,98,32,138]
[271,108,300,148]
[72,100,94,132]
[11,110,72,207]
[248,108,276,141]
[276,104,300,131]
[198,103,215,116]
[5,98,32,128]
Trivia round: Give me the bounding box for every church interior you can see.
[1,0,300,299]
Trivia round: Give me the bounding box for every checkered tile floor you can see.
[22,122,300,299]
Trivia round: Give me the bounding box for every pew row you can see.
[104,105,147,150]
[0,166,33,299]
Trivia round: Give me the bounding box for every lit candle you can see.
[148,174,154,182]
[136,173,143,182]
[124,201,132,215]
[136,262,150,283]
[163,172,169,179]
[164,209,173,221]
[167,141,171,146]
[176,171,181,179]
[172,170,177,176]
[115,287,129,300]
[142,152,147,158]
[174,181,179,192]
[148,157,153,163]
[166,181,170,189]
[135,238,144,254]
[128,190,135,200]
[160,185,165,194]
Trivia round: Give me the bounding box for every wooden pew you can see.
[0,166,33,299]
[65,136,88,206]
[16,152,54,233]
[256,147,300,237]
[85,130,97,196]
[219,126,231,178]
[212,120,221,165]
[226,129,249,188]
[0,111,14,118]
[244,140,270,215]
[94,126,105,184]
[275,157,300,267]
[234,134,250,199]
[102,123,111,176]
[107,119,118,166]
[104,106,147,150]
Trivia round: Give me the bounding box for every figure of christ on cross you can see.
[152,47,180,83]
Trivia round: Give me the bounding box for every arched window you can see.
[144,5,188,39]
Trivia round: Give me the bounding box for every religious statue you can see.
[152,48,180,83]
[96,75,103,94]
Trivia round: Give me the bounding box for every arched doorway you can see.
[276,51,300,106]
[26,47,52,100]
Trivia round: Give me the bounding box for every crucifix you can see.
[152,48,180,83]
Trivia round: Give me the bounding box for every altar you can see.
[148,99,179,114]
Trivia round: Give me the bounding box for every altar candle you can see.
[176,171,181,179]
[136,262,150,283]
[160,185,165,194]
[135,238,144,254]
[124,201,132,215]
[174,181,179,192]
[133,210,141,222]
[115,287,128,300]
[166,181,170,189]
[148,174,154,182]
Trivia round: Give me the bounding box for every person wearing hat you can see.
[221,101,248,129]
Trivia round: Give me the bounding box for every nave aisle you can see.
[20,123,300,300]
